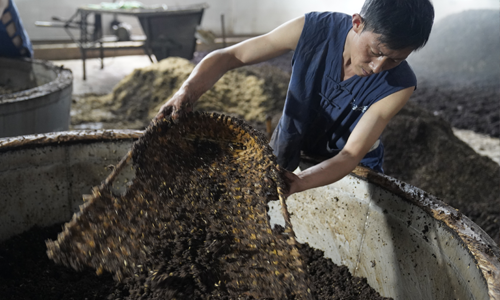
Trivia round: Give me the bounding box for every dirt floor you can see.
[408,83,500,138]
[452,128,500,165]
[381,101,500,245]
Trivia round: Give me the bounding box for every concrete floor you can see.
[50,55,153,96]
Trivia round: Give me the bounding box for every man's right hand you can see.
[155,15,304,120]
[156,90,193,120]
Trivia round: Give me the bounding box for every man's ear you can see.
[352,13,365,33]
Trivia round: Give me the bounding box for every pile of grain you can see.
[71,58,290,130]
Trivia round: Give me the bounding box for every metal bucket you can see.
[0,57,73,138]
[0,131,498,300]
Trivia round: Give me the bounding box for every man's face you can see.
[351,23,414,77]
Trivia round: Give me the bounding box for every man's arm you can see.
[157,16,305,118]
[284,86,414,196]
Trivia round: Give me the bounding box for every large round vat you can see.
[0,131,498,300]
[0,57,73,138]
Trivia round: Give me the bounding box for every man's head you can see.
[360,0,434,51]
[348,0,434,76]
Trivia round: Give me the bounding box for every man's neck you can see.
[341,29,356,81]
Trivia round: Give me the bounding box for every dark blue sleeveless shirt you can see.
[270,12,416,173]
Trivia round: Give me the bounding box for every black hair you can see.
[360,0,434,50]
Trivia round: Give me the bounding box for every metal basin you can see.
[0,57,73,138]
[0,131,498,300]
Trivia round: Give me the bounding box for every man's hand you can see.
[156,91,194,120]
[282,168,303,198]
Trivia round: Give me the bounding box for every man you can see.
[157,0,434,197]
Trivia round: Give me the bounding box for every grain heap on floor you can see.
[46,112,312,299]
[71,57,290,130]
